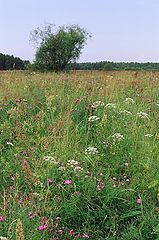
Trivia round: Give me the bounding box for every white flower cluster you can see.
[67,160,83,172]
[124,98,135,104]
[91,101,104,108]
[58,166,66,171]
[112,133,124,141]
[88,115,100,122]
[67,159,79,167]
[85,147,99,155]
[105,103,117,110]
[43,156,58,164]
[0,237,8,240]
[145,134,153,138]
[137,112,149,119]
[120,110,132,115]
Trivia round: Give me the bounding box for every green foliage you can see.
[68,61,159,71]
[30,23,91,72]
[0,53,29,70]
[103,62,114,71]
[1,71,159,239]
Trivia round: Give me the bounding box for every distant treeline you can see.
[0,53,29,70]
[1,53,159,71]
[67,61,159,71]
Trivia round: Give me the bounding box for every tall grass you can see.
[0,70,159,239]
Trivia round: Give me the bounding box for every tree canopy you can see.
[30,23,91,72]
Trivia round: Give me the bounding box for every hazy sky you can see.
[1,0,159,62]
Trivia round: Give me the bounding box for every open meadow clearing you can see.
[0,70,159,239]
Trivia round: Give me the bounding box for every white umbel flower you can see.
[120,110,132,115]
[88,115,100,122]
[124,98,135,104]
[137,112,149,119]
[85,147,98,155]
[67,160,79,166]
[112,133,124,141]
[105,103,117,110]
[43,156,58,164]
[92,101,104,108]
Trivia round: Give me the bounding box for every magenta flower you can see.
[37,224,48,231]
[63,180,73,185]
[56,229,63,235]
[28,212,38,219]
[10,176,15,181]
[75,233,81,238]
[68,229,74,236]
[48,179,53,185]
[18,199,24,205]
[82,233,89,238]
[40,216,47,224]
[136,197,142,204]
[0,216,5,222]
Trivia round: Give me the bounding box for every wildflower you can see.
[6,142,13,146]
[137,112,149,119]
[48,179,53,185]
[136,197,142,204]
[40,216,47,224]
[55,216,61,221]
[10,176,15,181]
[37,224,48,231]
[105,103,117,110]
[124,162,129,166]
[91,101,104,108]
[120,110,132,115]
[75,233,81,238]
[34,181,44,187]
[124,97,135,104]
[74,191,81,196]
[112,133,124,141]
[63,180,73,185]
[112,183,117,188]
[88,115,100,122]
[145,134,153,138]
[68,229,75,236]
[82,233,89,238]
[85,147,98,155]
[85,170,91,177]
[18,200,24,205]
[102,141,112,148]
[74,166,83,172]
[96,179,104,191]
[0,237,8,240]
[67,159,79,167]
[58,166,66,171]
[56,229,63,235]
[28,212,38,219]
[43,156,58,164]
[0,216,5,222]
[10,185,14,191]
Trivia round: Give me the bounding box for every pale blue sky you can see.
[1,0,159,62]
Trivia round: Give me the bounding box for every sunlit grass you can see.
[0,70,159,239]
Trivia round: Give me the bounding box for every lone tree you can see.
[30,23,91,72]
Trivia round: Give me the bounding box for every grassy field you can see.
[0,70,159,239]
